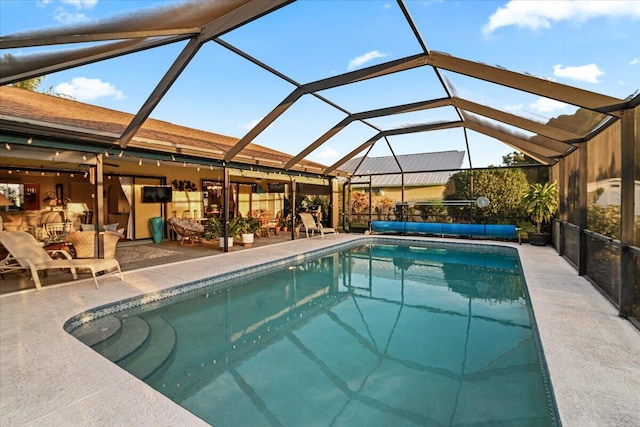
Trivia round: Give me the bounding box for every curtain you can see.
[119,176,134,239]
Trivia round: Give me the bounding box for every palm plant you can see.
[203,216,244,240]
[240,216,261,236]
[522,182,559,233]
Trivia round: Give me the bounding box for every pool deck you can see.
[1,235,639,426]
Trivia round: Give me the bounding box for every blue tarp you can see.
[372,221,517,239]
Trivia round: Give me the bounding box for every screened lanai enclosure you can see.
[0,0,638,325]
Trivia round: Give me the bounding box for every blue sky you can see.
[1,0,639,169]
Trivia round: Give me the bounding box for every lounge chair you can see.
[298,212,336,239]
[0,231,122,290]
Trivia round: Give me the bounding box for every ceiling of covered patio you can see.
[1,0,638,178]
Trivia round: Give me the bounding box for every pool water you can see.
[70,242,558,426]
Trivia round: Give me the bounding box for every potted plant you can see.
[278,214,290,233]
[203,217,241,248]
[522,182,559,246]
[239,216,261,246]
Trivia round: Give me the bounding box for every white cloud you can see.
[55,77,124,101]
[312,147,339,163]
[61,0,98,9]
[553,63,604,83]
[54,10,90,24]
[347,50,388,71]
[529,97,567,113]
[631,58,639,65]
[504,103,525,113]
[483,0,640,35]
[241,118,261,131]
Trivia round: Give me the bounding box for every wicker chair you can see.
[63,230,122,259]
[167,217,204,245]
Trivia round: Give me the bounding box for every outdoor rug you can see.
[116,245,182,265]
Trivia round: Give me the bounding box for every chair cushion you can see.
[103,223,119,232]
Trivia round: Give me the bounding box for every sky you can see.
[1,0,639,170]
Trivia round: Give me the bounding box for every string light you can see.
[197,166,200,171]
[25,170,29,175]
[183,161,187,167]
[7,170,11,174]
[41,172,45,176]
[210,165,213,170]
[55,150,60,157]
[56,172,60,176]
[70,173,74,178]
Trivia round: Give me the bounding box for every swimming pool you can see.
[67,240,559,426]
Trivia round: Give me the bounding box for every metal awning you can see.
[1,0,637,177]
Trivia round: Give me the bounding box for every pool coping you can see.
[1,234,639,426]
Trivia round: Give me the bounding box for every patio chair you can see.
[0,231,122,291]
[167,217,204,245]
[259,213,272,237]
[63,230,122,259]
[298,212,336,239]
[42,221,73,244]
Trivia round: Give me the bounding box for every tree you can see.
[500,151,549,183]
[11,76,45,92]
[444,168,529,223]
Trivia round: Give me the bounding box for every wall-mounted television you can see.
[142,186,173,203]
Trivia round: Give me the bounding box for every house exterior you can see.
[341,150,466,203]
[0,86,336,240]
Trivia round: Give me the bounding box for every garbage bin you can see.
[150,217,164,244]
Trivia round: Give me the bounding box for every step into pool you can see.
[67,239,559,426]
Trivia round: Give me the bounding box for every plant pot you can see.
[527,232,550,246]
[241,233,254,246]
[219,237,234,248]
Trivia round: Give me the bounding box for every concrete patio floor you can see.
[1,235,639,426]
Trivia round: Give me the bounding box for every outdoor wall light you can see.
[157,159,160,166]
[138,158,142,166]
[5,143,10,150]
[104,150,110,157]
[27,138,32,144]
[118,151,124,157]
[171,155,176,161]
